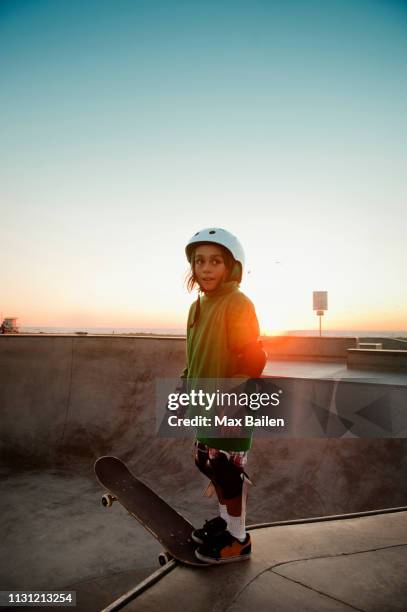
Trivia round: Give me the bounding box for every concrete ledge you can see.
[358,342,382,349]
[261,336,356,361]
[0,333,186,340]
[347,348,407,372]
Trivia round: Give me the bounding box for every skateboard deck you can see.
[94,455,207,566]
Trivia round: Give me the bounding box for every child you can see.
[182,227,266,564]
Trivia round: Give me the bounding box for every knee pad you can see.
[208,453,244,500]
[194,445,248,500]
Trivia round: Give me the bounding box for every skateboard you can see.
[94,455,208,567]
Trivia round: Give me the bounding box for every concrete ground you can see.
[1,462,234,610]
[2,464,406,611]
[0,467,163,611]
[121,510,407,612]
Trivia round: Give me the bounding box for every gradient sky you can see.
[1,0,406,333]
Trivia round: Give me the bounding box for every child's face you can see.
[193,244,227,293]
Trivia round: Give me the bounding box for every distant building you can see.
[1,317,19,333]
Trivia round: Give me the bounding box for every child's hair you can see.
[185,243,235,292]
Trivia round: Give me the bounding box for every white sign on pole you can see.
[313,291,328,311]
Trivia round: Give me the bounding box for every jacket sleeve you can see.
[235,340,267,378]
[227,295,267,378]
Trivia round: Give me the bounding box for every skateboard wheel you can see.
[158,551,172,566]
[102,493,116,507]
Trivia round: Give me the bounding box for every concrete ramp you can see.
[0,335,188,469]
[116,510,407,611]
[1,336,407,520]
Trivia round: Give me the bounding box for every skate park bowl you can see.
[1,335,407,610]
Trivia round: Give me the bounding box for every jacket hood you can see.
[189,280,239,328]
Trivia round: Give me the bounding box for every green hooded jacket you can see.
[181,278,263,451]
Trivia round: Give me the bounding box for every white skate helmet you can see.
[185,228,245,270]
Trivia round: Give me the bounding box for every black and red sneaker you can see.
[191,516,227,545]
[195,531,251,564]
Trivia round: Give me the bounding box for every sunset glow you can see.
[1,1,406,334]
